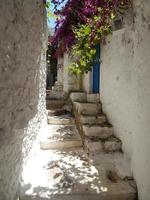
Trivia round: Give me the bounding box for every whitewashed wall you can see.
[57,56,64,85]
[63,53,81,93]
[0,1,47,199]
[83,72,92,93]
[100,1,150,199]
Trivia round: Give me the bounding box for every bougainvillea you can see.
[51,0,85,56]
[51,0,131,73]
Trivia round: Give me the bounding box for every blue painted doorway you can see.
[92,44,100,93]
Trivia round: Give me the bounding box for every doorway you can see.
[92,44,100,93]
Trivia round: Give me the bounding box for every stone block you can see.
[103,137,122,152]
[87,93,100,103]
[85,138,103,153]
[48,114,75,125]
[83,125,113,139]
[52,84,63,91]
[48,109,70,116]
[70,92,86,102]
[46,90,67,100]
[46,100,66,109]
[80,115,106,125]
[90,152,133,180]
[73,102,101,115]
[40,139,82,150]
[40,125,82,150]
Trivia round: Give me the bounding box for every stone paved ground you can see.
[20,117,109,199]
[19,97,136,200]
[20,134,135,200]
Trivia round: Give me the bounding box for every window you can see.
[113,17,123,31]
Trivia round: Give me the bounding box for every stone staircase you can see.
[70,93,122,153]
[70,92,137,193]
[19,91,137,200]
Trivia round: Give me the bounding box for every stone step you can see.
[20,149,136,200]
[84,136,122,154]
[46,90,67,100]
[46,99,66,109]
[80,114,106,125]
[84,137,103,154]
[40,125,82,150]
[89,152,133,180]
[82,124,113,139]
[48,109,71,116]
[20,181,136,200]
[48,114,75,125]
[52,84,63,91]
[87,93,100,103]
[55,81,62,86]
[73,102,102,115]
[103,137,122,153]
[70,92,87,102]
[46,89,51,95]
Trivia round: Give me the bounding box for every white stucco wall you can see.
[57,56,64,85]
[83,72,92,93]
[100,1,150,199]
[63,53,80,93]
[0,1,47,200]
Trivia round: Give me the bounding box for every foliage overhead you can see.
[51,0,131,74]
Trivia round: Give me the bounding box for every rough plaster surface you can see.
[57,56,64,85]
[83,72,92,93]
[63,53,81,92]
[100,1,150,199]
[0,1,47,200]
[101,13,134,158]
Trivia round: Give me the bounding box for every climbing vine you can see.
[51,0,131,74]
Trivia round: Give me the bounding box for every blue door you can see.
[93,44,100,93]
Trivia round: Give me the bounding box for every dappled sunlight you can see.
[40,125,78,142]
[20,124,109,199]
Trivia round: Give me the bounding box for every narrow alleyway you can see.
[19,86,136,200]
[0,1,150,200]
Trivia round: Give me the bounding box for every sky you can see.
[48,18,55,28]
[47,0,55,28]
[47,0,68,28]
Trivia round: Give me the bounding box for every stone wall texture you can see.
[0,1,47,200]
[100,0,150,199]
